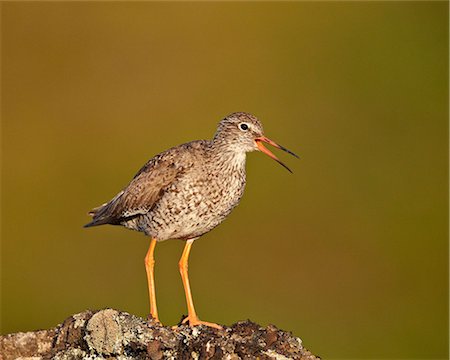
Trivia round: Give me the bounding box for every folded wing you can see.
[84,154,184,228]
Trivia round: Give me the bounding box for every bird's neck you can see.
[209,139,247,173]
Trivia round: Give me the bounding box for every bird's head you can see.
[214,112,299,172]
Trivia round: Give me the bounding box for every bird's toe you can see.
[180,315,222,329]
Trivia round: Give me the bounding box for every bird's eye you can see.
[239,123,249,131]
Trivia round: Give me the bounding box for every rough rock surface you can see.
[0,309,320,360]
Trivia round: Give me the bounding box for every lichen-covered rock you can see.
[0,309,320,360]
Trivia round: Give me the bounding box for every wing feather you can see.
[84,152,185,227]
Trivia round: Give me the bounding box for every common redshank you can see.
[84,112,298,329]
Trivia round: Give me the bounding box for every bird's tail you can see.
[83,203,110,228]
[83,190,126,228]
[83,218,110,228]
[83,204,106,227]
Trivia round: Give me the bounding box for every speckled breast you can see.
[140,161,246,241]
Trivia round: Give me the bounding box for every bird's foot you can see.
[174,315,222,330]
[182,315,223,329]
[147,314,162,325]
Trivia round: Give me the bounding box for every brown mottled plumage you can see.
[84,112,298,329]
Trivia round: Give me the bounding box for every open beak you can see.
[255,136,299,173]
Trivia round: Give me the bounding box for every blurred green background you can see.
[1,2,448,359]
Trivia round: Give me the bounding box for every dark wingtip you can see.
[83,216,116,228]
[83,218,102,228]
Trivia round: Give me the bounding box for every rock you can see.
[0,309,320,360]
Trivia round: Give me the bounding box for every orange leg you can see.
[145,238,159,322]
[178,239,222,329]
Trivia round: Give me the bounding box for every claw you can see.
[173,315,222,330]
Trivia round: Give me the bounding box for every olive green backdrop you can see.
[1,2,448,359]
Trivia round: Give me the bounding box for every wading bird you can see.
[84,112,298,329]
